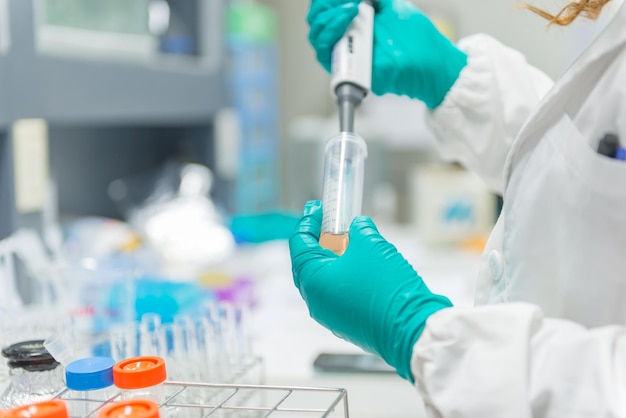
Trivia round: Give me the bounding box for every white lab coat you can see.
[411,2,626,417]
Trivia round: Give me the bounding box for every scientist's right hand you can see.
[308,0,468,108]
[289,200,453,381]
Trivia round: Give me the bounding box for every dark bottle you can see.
[0,340,65,409]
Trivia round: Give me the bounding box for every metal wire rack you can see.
[57,381,349,418]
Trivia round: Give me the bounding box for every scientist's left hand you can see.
[289,200,452,381]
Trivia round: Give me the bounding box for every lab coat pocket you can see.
[501,112,626,325]
[546,114,626,198]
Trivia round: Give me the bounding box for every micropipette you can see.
[330,0,375,132]
[320,0,374,255]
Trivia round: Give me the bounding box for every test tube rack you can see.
[56,380,349,418]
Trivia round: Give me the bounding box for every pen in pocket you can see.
[596,133,624,159]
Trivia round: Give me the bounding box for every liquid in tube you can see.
[320,132,367,256]
[319,233,349,256]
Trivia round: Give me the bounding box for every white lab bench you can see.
[245,224,482,418]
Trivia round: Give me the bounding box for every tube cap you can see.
[113,356,166,390]
[66,357,115,391]
[8,400,68,418]
[2,340,59,372]
[98,400,159,418]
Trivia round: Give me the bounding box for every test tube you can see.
[320,132,368,255]
[113,356,167,405]
[172,316,200,382]
[140,314,163,357]
[110,324,139,362]
[64,357,117,418]
[197,318,218,382]
[97,400,159,418]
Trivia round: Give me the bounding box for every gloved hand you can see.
[289,200,452,381]
[307,0,468,108]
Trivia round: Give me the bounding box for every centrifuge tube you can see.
[64,357,116,418]
[113,356,167,404]
[320,132,368,255]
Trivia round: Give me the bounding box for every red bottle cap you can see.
[8,400,69,418]
[113,356,166,389]
[98,400,159,418]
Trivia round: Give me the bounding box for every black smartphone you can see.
[313,352,395,374]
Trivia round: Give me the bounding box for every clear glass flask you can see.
[320,132,368,255]
[0,341,65,410]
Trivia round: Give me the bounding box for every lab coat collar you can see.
[503,0,626,191]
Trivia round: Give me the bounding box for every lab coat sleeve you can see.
[411,303,626,418]
[427,34,554,194]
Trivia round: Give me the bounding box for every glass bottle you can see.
[0,341,64,409]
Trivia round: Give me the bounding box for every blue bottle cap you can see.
[65,357,115,391]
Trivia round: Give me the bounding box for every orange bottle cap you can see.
[113,356,166,389]
[8,400,68,418]
[98,400,159,418]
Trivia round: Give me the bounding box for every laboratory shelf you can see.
[0,0,226,126]
[5,54,225,125]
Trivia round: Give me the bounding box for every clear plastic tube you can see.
[320,132,368,255]
[64,357,116,418]
[110,323,138,362]
[172,316,200,382]
[140,314,164,357]
[197,318,218,382]
[113,357,166,405]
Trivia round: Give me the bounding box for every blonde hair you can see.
[525,0,613,25]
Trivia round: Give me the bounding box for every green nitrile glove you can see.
[307,0,468,108]
[289,200,452,381]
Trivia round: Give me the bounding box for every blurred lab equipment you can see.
[320,133,368,255]
[0,341,64,409]
[64,357,115,418]
[224,1,280,214]
[228,212,299,244]
[38,0,157,59]
[0,230,68,394]
[59,217,145,350]
[158,3,194,55]
[0,229,63,309]
[109,303,256,385]
[108,162,235,280]
[408,164,497,246]
[63,266,135,353]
